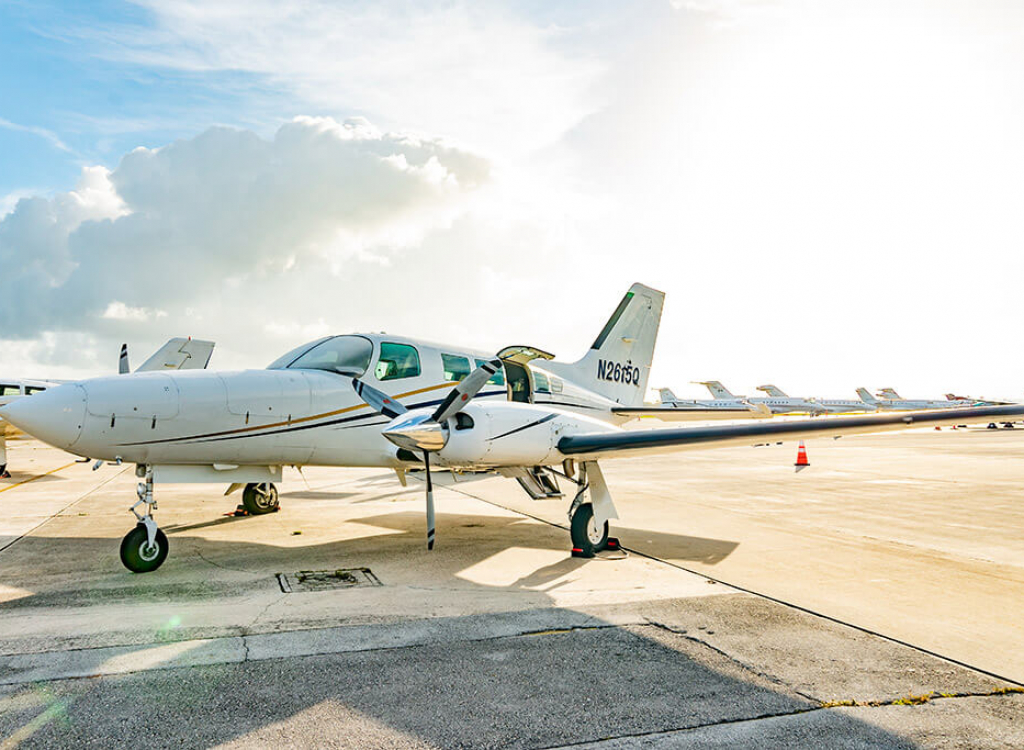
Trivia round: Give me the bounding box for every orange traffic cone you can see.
[794,441,810,472]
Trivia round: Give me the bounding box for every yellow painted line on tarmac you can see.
[0,463,76,494]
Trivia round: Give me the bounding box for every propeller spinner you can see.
[351,357,502,549]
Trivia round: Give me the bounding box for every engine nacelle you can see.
[439,402,618,467]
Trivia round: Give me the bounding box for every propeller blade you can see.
[351,378,409,419]
[424,450,435,550]
[432,357,502,423]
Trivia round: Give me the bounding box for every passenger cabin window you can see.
[0,385,20,396]
[533,370,551,394]
[24,387,46,396]
[441,354,471,382]
[475,359,505,385]
[550,376,563,394]
[279,335,373,376]
[376,343,421,381]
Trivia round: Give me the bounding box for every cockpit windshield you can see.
[267,335,373,376]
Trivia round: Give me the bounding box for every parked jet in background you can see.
[655,387,770,419]
[698,381,825,415]
[856,388,993,411]
[756,385,873,415]
[0,338,216,478]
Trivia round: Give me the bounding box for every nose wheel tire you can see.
[120,524,169,573]
[242,483,279,515]
[570,503,609,558]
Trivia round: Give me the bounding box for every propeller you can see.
[351,357,502,550]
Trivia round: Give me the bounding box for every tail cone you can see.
[794,441,810,472]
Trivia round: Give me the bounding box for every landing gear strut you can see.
[565,461,619,558]
[241,482,279,515]
[120,464,169,573]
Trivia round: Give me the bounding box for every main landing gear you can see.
[564,461,620,558]
[120,465,169,573]
[241,482,279,515]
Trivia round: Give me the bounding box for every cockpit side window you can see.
[441,354,471,382]
[0,384,21,396]
[25,387,46,396]
[376,343,421,381]
[279,336,373,376]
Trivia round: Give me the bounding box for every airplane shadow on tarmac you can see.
[0,488,943,747]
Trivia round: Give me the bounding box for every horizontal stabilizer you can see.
[137,338,216,372]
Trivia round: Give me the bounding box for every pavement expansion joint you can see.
[821,685,1024,709]
[540,705,828,750]
[641,618,818,701]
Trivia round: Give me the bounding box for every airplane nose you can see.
[0,384,86,450]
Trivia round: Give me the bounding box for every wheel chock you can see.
[570,547,592,558]
[0,470,10,479]
[605,537,621,551]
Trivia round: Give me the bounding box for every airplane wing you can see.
[137,338,216,372]
[612,404,771,421]
[559,404,1024,460]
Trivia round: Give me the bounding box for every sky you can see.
[2,0,1024,400]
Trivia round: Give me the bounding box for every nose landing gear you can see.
[120,465,169,573]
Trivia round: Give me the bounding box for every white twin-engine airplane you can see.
[4,283,1024,574]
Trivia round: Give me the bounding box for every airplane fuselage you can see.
[13,334,627,471]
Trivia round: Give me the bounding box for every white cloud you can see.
[102,301,166,321]
[73,1,604,158]
[0,117,73,154]
[0,116,489,358]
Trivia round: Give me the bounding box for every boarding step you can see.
[514,466,563,499]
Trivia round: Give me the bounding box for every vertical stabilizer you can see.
[857,388,878,405]
[545,283,665,408]
[658,388,680,404]
[699,381,736,400]
[118,344,130,374]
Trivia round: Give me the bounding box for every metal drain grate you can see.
[277,567,382,593]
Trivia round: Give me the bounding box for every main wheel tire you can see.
[120,524,169,573]
[570,503,609,558]
[242,483,279,515]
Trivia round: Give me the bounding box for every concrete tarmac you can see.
[0,430,1021,748]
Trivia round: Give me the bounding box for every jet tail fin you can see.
[658,388,679,404]
[137,338,216,372]
[118,344,130,374]
[699,381,736,400]
[757,384,787,398]
[544,283,665,408]
[857,387,878,404]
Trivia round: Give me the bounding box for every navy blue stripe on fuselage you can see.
[489,413,556,441]
[117,390,509,447]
